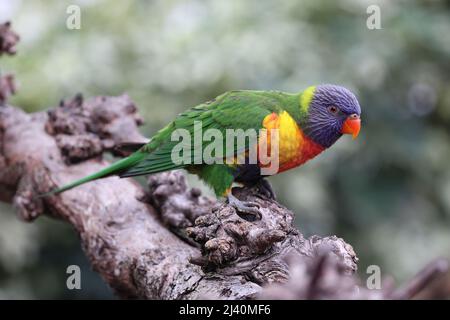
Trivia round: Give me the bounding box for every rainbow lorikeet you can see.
[43,84,361,214]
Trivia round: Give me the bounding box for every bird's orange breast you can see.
[259,111,325,173]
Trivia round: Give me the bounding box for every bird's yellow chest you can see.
[261,111,303,164]
[260,111,324,172]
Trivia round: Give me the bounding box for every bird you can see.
[40,84,361,214]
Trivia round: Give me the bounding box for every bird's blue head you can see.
[300,84,362,148]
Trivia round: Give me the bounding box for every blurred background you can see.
[0,0,449,299]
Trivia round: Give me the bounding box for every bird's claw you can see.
[226,193,261,219]
[256,179,277,200]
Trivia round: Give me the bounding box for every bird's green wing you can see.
[120,90,284,177]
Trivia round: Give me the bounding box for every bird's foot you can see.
[255,179,277,200]
[226,193,261,219]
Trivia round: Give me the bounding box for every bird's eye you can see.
[328,105,339,114]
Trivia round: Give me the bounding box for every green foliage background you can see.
[0,0,449,298]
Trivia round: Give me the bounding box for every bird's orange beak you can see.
[341,114,361,139]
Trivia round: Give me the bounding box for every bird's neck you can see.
[283,93,308,125]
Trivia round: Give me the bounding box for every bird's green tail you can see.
[39,152,146,197]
